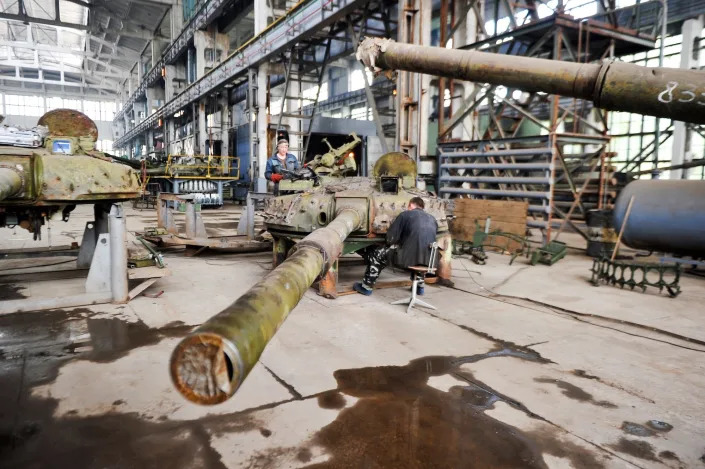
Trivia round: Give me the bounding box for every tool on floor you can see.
[530,241,567,266]
[590,257,681,297]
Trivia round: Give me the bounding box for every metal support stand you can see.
[390,271,437,314]
[236,192,272,240]
[0,203,133,314]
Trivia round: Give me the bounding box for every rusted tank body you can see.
[170,153,452,404]
[356,38,705,125]
[0,110,140,239]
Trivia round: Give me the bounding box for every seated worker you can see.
[265,139,300,183]
[354,196,438,296]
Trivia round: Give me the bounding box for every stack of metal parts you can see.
[179,180,222,206]
[438,136,614,235]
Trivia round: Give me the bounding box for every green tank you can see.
[0,109,140,240]
[170,152,452,405]
[277,133,362,192]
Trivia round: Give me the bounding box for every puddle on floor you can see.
[0,308,200,468]
[301,350,604,469]
[534,377,617,408]
[0,284,27,300]
[608,437,658,461]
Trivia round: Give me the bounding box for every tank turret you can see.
[0,109,140,239]
[170,153,452,404]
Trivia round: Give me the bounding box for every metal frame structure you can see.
[0,0,171,97]
[114,0,372,149]
[436,3,660,243]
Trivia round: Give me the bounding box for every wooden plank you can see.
[453,213,527,224]
[451,220,527,241]
[450,199,528,254]
[128,266,171,280]
[128,278,159,300]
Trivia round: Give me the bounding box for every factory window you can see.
[349,69,374,92]
[270,98,283,116]
[350,104,368,120]
[63,99,81,111]
[83,101,101,121]
[302,83,328,103]
[96,140,113,153]
[46,97,64,111]
[5,94,44,116]
[101,102,116,121]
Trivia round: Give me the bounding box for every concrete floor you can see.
[1,204,704,468]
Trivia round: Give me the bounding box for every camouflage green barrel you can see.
[357,37,705,125]
[0,167,22,202]
[170,208,362,405]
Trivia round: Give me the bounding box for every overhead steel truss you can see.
[113,0,232,123]
[114,0,369,148]
[436,2,660,243]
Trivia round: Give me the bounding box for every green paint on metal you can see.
[171,209,363,405]
[0,167,22,201]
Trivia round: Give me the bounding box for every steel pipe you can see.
[0,167,22,201]
[170,208,362,405]
[357,38,705,124]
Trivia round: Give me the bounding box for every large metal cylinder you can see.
[0,167,22,202]
[170,208,362,405]
[356,38,705,125]
[614,180,705,256]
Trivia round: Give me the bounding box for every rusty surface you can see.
[357,37,705,125]
[372,151,417,186]
[170,210,362,404]
[38,154,140,203]
[37,109,99,141]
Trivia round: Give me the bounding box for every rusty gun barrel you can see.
[170,208,362,405]
[356,37,705,125]
[0,167,23,202]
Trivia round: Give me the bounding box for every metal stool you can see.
[391,242,439,314]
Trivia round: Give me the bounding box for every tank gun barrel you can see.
[170,208,362,405]
[356,37,705,125]
[0,167,22,202]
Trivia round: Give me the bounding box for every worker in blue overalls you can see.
[265,139,299,189]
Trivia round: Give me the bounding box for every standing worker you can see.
[354,196,438,296]
[265,139,300,185]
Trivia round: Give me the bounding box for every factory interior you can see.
[1,0,705,466]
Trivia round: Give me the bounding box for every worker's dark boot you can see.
[353,282,373,296]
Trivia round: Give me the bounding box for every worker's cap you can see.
[277,139,289,146]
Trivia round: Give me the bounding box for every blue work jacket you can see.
[265,153,299,180]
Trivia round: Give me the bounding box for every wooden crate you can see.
[450,199,528,253]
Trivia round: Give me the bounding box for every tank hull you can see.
[613,180,705,256]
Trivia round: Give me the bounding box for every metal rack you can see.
[435,3,660,243]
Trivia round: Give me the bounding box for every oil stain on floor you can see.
[0,308,208,469]
[302,350,605,469]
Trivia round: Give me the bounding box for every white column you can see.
[220,93,230,156]
[670,15,703,179]
[256,63,269,181]
[198,98,207,155]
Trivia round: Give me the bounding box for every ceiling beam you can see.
[0,39,140,62]
[0,13,88,32]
